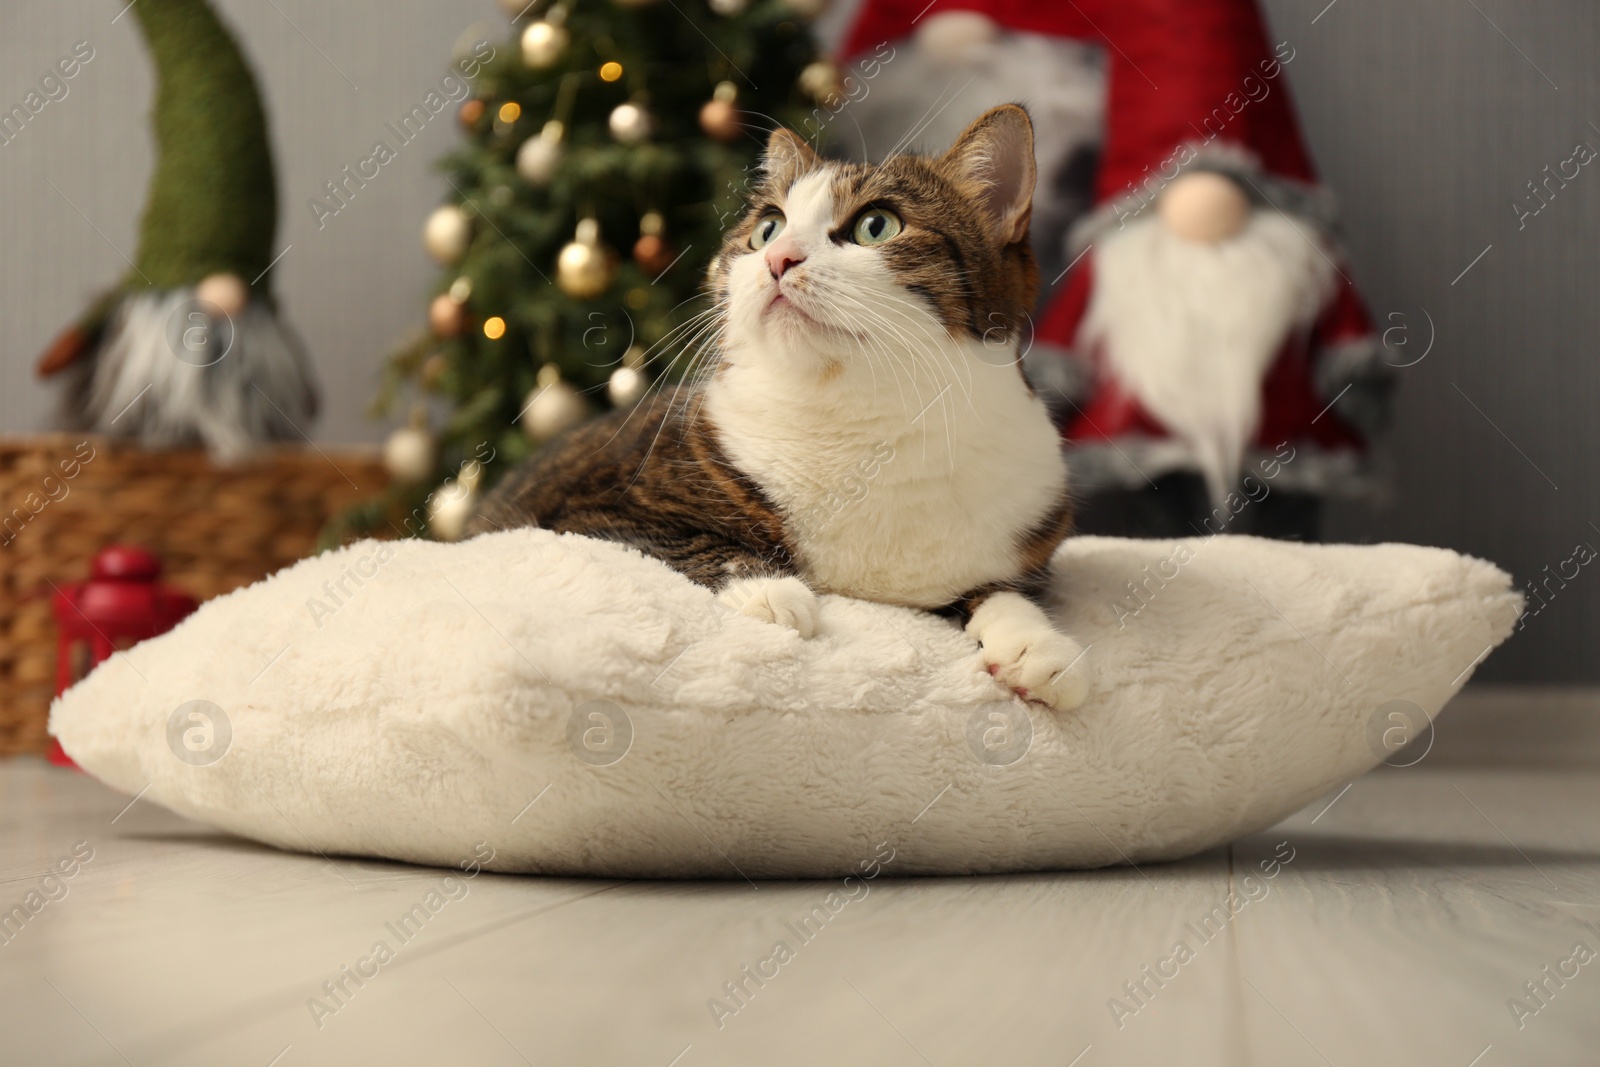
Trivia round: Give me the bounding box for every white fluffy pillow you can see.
[52,531,1520,878]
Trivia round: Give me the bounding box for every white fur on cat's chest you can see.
[707,357,1067,609]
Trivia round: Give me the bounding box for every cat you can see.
[470,104,1090,710]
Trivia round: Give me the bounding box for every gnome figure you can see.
[36,0,318,460]
[839,0,1396,540]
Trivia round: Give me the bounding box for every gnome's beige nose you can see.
[1159,171,1252,243]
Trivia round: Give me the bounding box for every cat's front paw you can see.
[718,576,820,638]
[982,629,1091,712]
[966,593,1090,711]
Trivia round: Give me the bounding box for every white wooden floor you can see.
[3,686,1599,1067]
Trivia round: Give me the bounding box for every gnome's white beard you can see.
[85,289,318,460]
[1083,209,1336,503]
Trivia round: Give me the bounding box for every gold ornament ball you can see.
[521,20,569,68]
[428,461,483,542]
[383,410,437,484]
[1159,171,1251,243]
[458,98,486,130]
[429,293,467,338]
[557,219,617,299]
[699,98,742,143]
[633,233,676,275]
[608,102,653,144]
[423,204,472,264]
[798,61,846,108]
[195,272,250,318]
[521,365,590,442]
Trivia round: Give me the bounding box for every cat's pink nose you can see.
[766,239,804,280]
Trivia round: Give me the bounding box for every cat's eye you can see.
[750,211,786,250]
[852,208,903,246]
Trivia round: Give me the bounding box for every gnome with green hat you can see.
[37,0,317,459]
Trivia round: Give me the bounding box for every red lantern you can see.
[48,545,198,767]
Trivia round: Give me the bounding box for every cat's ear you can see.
[761,127,821,191]
[941,104,1037,245]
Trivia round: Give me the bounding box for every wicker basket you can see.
[0,435,389,755]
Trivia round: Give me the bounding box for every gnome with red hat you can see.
[839,0,1395,539]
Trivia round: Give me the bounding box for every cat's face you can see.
[709,105,1040,379]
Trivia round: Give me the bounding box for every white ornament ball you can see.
[1159,171,1252,243]
[608,102,653,144]
[516,122,564,184]
[914,11,1002,63]
[607,365,647,407]
[195,273,250,318]
[521,365,590,442]
[709,0,748,13]
[521,20,569,68]
[383,417,437,484]
[423,204,472,264]
[427,461,482,542]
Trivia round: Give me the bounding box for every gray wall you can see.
[1259,0,1600,683]
[2,1,1596,682]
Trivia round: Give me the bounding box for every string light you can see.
[498,101,522,123]
[599,61,623,82]
[483,316,507,340]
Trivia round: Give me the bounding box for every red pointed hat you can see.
[840,0,1329,235]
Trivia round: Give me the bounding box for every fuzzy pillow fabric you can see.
[51,531,1520,878]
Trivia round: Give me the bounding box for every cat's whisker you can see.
[828,301,920,398]
[825,301,958,470]
[632,306,725,372]
[597,305,727,449]
[880,71,980,166]
[848,291,951,361]
[848,284,982,395]
[817,289,920,412]
[839,291,971,469]
[824,291,936,398]
[827,287,966,417]
[613,307,731,486]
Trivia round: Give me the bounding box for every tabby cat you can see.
[471,104,1089,710]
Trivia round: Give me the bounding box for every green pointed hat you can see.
[130,0,278,289]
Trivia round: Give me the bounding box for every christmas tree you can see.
[328,0,833,546]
